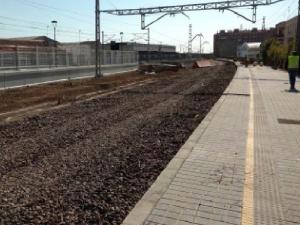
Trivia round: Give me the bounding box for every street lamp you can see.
[51,20,58,67]
[51,20,58,41]
[120,32,124,43]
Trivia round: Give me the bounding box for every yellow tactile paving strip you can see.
[241,70,254,225]
[124,66,300,225]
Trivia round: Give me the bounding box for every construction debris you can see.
[139,63,181,74]
[192,59,224,68]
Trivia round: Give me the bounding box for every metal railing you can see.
[0,46,138,71]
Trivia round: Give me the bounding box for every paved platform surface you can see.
[122,66,300,225]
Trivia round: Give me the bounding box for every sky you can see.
[0,0,298,53]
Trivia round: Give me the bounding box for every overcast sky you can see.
[0,0,298,53]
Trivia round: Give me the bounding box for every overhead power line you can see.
[12,0,93,25]
[2,0,191,47]
[14,0,91,18]
[268,0,296,23]
[0,21,94,38]
[0,15,47,26]
[10,0,141,31]
[101,0,285,29]
[106,0,118,10]
[102,0,284,16]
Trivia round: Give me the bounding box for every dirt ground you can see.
[0,63,236,225]
[0,71,152,114]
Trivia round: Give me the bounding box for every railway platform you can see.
[123,65,300,225]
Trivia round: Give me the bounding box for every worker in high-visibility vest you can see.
[287,51,299,92]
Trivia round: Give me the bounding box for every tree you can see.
[262,39,289,69]
[261,38,274,65]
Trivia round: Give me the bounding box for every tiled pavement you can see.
[122,66,300,225]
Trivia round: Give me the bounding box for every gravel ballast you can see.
[0,63,236,225]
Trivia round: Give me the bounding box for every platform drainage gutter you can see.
[224,93,250,97]
[278,118,300,125]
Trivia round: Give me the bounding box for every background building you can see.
[214,28,275,58]
[0,36,67,69]
[113,42,176,53]
[0,36,186,69]
[62,41,177,64]
[275,21,286,44]
[275,16,298,45]
[0,36,58,48]
[214,16,298,59]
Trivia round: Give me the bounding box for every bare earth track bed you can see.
[0,63,236,225]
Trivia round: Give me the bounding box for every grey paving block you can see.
[124,66,300,225]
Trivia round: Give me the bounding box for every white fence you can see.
[0,46,138,70]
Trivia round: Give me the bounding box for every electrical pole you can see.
[191,33,203,56]
[297,0,300,54]
[102,31,104,45]
[79,30,81,66]
[262,16,266,30]
[120,32,124,64]
[201,41,209,54]
[95,0,102,78]
[101,30,105,65]
[120,32,124,43]
[46,25,49,36]
[199,34,203,54]
[147,28,150,62]
[188,24,192,54]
